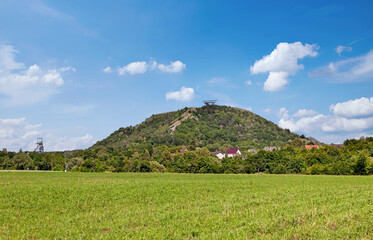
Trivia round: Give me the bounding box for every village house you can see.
[330,144,344,148]
[263,146,277,151]
[305,145,319,150]
[211,151,225,160]
[248,149,257,154]
[226,148,241,157]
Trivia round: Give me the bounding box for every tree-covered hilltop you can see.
[93,105,299,152]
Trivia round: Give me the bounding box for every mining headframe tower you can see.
[34,137,44,153]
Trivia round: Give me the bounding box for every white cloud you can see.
[0,44,24,71]
[330,97,373,118]
[293,109,318,117]
[0,44,73,105]
[335,45,352,56]
[118,61,147,75]
[116,60,186,75]
[280,113,373,134]
[279,98,373,134]
[310,50,373,82]
[250,42,318,92]
[321,116,373,132]
[319,132,373,144]
[44,134,94,151]
[250,42,318,75]
[246,80,252,85]
[59,66,76,72]
[0,116,94,152]
[103,66,112,73]
[158,60,186,73]
[263,108,271,113]
[278,107,290,120]
[208,77,227,84]
[166,86,195,101]
[279,114,326,133]
[263,71,289,92]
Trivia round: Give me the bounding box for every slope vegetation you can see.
[93,105,299,151]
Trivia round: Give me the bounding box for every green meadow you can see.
[0,172,372,239]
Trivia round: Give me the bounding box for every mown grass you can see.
[0,173,372,239]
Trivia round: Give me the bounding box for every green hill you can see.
[92,105,299,151]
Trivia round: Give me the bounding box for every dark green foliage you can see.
[12,153,33,170]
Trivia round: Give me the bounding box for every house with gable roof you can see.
[226,148,241,157]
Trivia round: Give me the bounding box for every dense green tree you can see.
[12,153,33,170]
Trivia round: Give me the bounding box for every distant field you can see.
[0,173,372,239]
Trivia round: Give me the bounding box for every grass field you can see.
[0,173,372,239]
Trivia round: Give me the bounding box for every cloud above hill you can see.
[330,97,373,118]
[166,86,195,101]
[278,96,373,135]
[106,60,186,75]
[250,42,318,92]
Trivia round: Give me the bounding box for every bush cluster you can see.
[1,138,372,175]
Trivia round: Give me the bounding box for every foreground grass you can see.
[0,173,372,239]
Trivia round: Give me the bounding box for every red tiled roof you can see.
[305,145,319,149]
[226,148,239,154]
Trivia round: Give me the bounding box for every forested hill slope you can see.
[92,105,299,151]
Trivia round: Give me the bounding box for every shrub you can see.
[150,161,166,172]
[52,165,64,171]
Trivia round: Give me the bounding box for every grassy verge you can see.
[0,172,372,239]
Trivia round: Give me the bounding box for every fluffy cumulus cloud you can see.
[0,117,41,151]
[310,50,373,82]
[280,112,373,134]
[0,44,73,105]
[279,114,327,133]
[263,72,289,92]
[0,116,94,151]
[335,45,352,56]
[106,60,186,75]
[165,86,195,101]
[278,97,373,141]
[118,61,148,75]
[330,97,373,118]
[293,109,318,117]
[250,42,318,92]
[321,116,373,132]
[278,107,290,120]
[157,60,186,73]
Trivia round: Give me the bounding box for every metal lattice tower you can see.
[203,100,217,106]
[34,137,44,153]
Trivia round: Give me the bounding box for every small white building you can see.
[211,151,226,159]
[263,146,277,151]
[248,149,257,154]
[226,148,241,158]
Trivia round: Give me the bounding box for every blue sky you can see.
[1,0,373,151]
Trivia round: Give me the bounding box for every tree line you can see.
[1,137,372,175]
